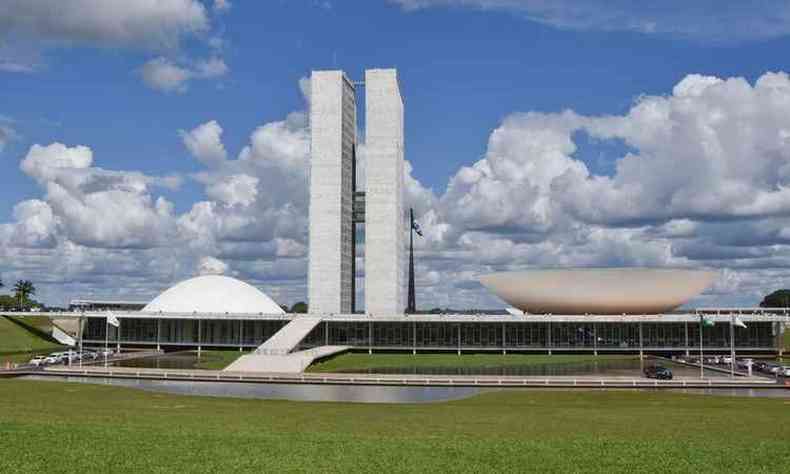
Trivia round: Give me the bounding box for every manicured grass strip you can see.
[1,379,789,473]
[308,352,633,373]
[192,350,247,370]
[0,316,62,355]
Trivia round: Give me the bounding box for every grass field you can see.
[307,352,632,373]
[0,316,62,363]
[0,379,789,473]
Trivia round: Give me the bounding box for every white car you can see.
[44,355,60,364]
[721,356,733,364]
[28,356,47,366]
[81,351,98,360]
[780,367,790,377]
[736,358,753,369]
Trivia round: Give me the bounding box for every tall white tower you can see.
[307,71,356,314]
[364,69,405,315]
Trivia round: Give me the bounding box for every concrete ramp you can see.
[52,325,76,346]
[255,317,321,355]
[224,345,349,373]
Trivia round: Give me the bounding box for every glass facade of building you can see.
[81,317,780,352]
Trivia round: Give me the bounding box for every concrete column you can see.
[639,322,644,371]
[457,323,461,356]
[325,321,329,346]
[368,321,372,355]
[547,321,552,356]
[156,318,161,351]
[684,322,690,357]
[412,320,416,355]
[239,320,243,352]
[502,323,506,355]
[197,319,202,356]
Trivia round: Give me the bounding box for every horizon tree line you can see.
[0,278,37,308]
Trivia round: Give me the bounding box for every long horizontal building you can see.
[7,275,785,356]
[13,310,782,356]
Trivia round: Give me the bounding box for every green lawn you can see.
[308,352,632,373]
[193,350,247,370]
[0,379,789,473]
[0,316,62,363]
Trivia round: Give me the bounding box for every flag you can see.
[106,311,120,328]
[700,315,715,327]
[733,317,747,329]
[412,220,423,237]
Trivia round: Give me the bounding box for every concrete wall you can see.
[308,71,356,314]
[364,69,405,315]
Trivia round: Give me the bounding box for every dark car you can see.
[644,365,673,380]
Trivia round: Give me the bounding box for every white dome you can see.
[143,275,285,314]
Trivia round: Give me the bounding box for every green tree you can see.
[290,301,308,313]
[759,289,790,307]
[13,280,36,308]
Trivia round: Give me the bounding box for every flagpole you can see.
[79,314,83,368]
[699,313,703,379]
[104,318,108,368]
[730,312,736,378]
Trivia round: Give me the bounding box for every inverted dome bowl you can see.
[479,268,717,315]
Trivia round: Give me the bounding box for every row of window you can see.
[82,318,779,349]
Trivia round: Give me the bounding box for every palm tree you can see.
[13,280,36,308]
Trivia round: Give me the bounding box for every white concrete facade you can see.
[308,71,356,314]
[364,69,406,315]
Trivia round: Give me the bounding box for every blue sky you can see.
[3,0,790,307]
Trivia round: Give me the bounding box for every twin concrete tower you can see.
[308,69,405,315]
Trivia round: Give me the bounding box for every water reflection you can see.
[332,358,722,378]
[109,352,206,370]
[110,353,726,378]
[20,375,481,403]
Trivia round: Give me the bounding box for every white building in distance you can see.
[308,68,405,315]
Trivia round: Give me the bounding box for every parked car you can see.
[780,367,790,377]
[644,365,673,380]
[28,356,47,366]
[721,356,733,364]
[43,355,60,364]
[736,358,753,369]
[80,351,98,360]
[753,361,768,372]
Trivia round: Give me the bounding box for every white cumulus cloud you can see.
[391,0,790,42]
[140,56,228,93]
[0,0,209,50]
[196,256,227,275]
[180,120,228,166]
